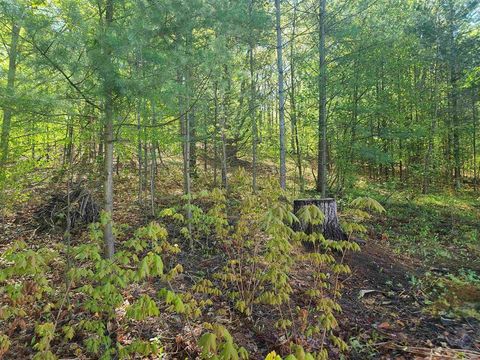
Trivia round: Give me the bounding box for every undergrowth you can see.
[1,172,385,359]
[348,180,479,268]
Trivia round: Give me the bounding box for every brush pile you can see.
[34,184,100,232]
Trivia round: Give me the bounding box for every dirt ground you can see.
[339,239,480,359]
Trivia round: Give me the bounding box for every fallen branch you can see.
[381,342,480,359]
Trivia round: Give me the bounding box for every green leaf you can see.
[199,332,217,357]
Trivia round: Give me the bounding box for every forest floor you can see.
[340,181,480,359]
[1,174,479,359]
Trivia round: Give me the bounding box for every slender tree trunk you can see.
[186,33,197,179]
[213,82,219,186]
[103,98,115,258]
[63,118,74,168]
[423,55,439,194]
[316,0,327,197]
[150,100,157,216]
[275,0,286,190]
[143,128,148,191]
[31,117,36,161]
[189,108,197,178]
[220,68,229,190]
[103,0,115,259]
[447,6,461,191]
[452,76,461,191]
[349,55,359,161]
[220,101,228,190]
[98,130,104,163]
[203,138,208,172]
[0,22,20,178]
[249,0,258,193]
[289,0,304,192]
[136,100,143,203]
[179,72,193,248]
[472,91,478,191]
[180,96,189,194]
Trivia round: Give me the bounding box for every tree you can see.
[317,0,327,197]
[0,9,21,178]
[275,0,286,190]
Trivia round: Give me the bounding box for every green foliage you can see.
[350,197,386,214]
[199,324,248,360]
[412,270,480,320]
[264,346,320,360]
[118,338,162,359]
[0,240,56,348]
[359,188,480,265]
[297,205,325,226]
[126,295,160,320]
[0,333,10,358]
[290,197,383,356]
[158,288,187,314]
[340,196,385,241]
[0,220,181,359]
[160,189,229,245]
[32,322,56,359]
[211,177,378,357]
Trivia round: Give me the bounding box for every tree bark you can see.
[103,0,115,259]
[0,22,20,177]
[423,50,439,194]
[289,0,304,193]
[136,99,143,203]
[293,198,346,241]
[447,3,461,191]
[150,100,157,216]
[472,91,477,191]
[179,70,193,248]
[249,0,258,193]
[275,0,287,190]
[316,0,327,197]
[188,107,197,178]
[213,82,219,186]
[220,67,229,190]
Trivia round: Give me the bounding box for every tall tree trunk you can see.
[472,91,478,191]
[0,22,20,178]
[220,68,229,190]
[448,5,461,191]
[150,100,157,216]
[249,0,258,193]
[189,108,197,178]
[143,127,148,192]
[180,74,193,248]
[275,0,286,190]
[213,82,219,186]
[349,55,359,162]
[64,119,74,169]
[423,54,439,194]
[316,0,327,197]
[289,0,304,192]
[103,0,115,259]
[136,100,143,203]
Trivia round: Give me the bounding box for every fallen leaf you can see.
[378,321,391,330]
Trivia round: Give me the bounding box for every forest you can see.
[0,0,479,359]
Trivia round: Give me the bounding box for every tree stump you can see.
[293,198,347,240]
